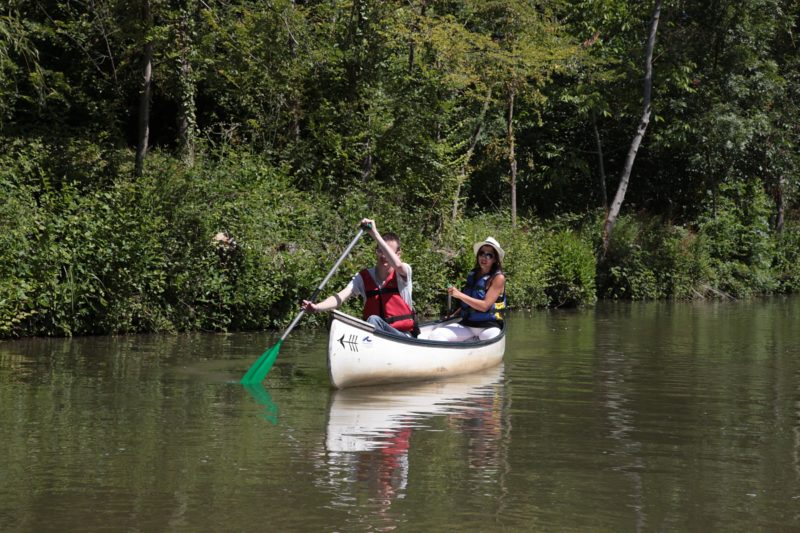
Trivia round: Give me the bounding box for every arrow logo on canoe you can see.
[338,334,359,352]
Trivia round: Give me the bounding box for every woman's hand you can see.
[300,300,318,312]
[447,285,464,300]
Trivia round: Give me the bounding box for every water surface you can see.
[2,298,800,531]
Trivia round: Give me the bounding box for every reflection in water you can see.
[321,365,506,526]
[4,299,800,531]
[242,383,279,425]
[794,352,800,485]
[598,346,646,532]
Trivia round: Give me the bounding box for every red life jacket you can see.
[360,268,416,332]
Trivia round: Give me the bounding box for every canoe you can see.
[327,310,506,389]
[326,363,504,452]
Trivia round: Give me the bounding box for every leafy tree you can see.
[0,2,45,126]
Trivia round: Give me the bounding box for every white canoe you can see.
[327,310,506,389]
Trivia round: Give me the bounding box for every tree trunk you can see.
[362,115,372,180]
[602,0,661,252]
[775,174,785,232]
[451,87,491,222]
[408,1,427,72]
[135,0,153,177]
[452,86,492,223]
[592,109,608,211]
[289,0,301,143]
[507,87,518,229]
[177,54,195,166]
[176,1,196,166]
[345,0,366,99]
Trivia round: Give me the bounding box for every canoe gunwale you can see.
[330,310,507,348]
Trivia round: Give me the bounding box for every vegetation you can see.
[1,0,799,337]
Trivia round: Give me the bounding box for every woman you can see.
[427,237,507,341]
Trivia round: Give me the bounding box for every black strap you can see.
[387,311,420,338]
[365,286,400,298]
[385,312,415,324]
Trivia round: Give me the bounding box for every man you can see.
[301,218,417,337]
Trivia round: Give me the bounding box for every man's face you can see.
[376,240,400,265]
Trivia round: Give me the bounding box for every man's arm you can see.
[362,217,408,279]
[302,284,354,312]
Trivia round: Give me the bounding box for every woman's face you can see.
[477,246,497,269]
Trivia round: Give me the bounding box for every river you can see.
[2,297,799,531]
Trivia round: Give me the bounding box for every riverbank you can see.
[3,150,798,338]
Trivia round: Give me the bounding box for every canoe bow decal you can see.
[338,334,373,352]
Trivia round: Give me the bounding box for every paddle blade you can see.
[240,340,283,384]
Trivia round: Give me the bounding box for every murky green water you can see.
[2,298,800,531]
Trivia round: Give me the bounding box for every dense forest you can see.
[1,0,799,337]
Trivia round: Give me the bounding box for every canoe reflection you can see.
[322,365,505,516]
[326,364,504,452]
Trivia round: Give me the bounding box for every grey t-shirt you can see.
[347,264,414,308]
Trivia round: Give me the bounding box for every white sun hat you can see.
[473,237,505,262]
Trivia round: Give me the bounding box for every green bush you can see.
[660,227,714,299]
[541,230,596,307]
[598,179,782,301]
[597,215,662,299]
[0,182,38,336]
[2,136,799,338]
[696,181,776,297]
[597,215,714,300]
[771,221,800,293]
[0,146,343,336]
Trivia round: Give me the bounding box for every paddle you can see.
[447,286,452,316]
[240,226,367,384]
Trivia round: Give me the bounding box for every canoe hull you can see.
[327,310,505,389]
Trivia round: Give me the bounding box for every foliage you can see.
[597,214,714,300]
[0,181,37,337]
[541,230,597,307]
[1,0,800,337]
[0,146,351,336]
[598,181,779,301]
[598,215,662,300]
[695,180,776,297]
[772,222,800,293]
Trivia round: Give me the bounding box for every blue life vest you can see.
[460,269,506,323]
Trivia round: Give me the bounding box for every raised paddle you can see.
[240,226,367,384]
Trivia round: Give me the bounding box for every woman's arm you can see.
[447,273,506,312]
